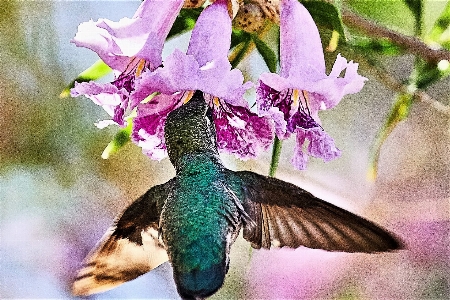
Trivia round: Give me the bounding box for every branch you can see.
[342,8,450,64]
[358,54,450,116]
[415,90,450,115]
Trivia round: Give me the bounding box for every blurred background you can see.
[0,0,448,299]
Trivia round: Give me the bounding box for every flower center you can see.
[112,58,151,94]
[287,89,322,132]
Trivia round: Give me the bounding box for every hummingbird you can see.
[72,90,402,299]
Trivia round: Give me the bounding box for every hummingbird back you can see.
[161,91,244,298]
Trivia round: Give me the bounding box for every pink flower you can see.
[131,0,273,160]
[256,0,367,169]
[70,0,184,127]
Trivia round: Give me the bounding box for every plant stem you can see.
[268,136,282,177]
[341,8,450,64]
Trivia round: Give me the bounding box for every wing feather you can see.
[72,180,174,296]
[234,171,402,253]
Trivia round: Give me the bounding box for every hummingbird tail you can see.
[174,263,226,300]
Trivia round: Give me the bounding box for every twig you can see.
[415,90,450,115]
[342,8,450,64]
[360,56,450,116]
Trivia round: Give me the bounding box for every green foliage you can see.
[368,92,413,180]
[346,0,450,178]
[167,8,202,39]
[231,29,251,49]
[412,59,450,90]
[403,0,423,33]
[60,60,111,98]
[351,38,403,56]
[230,29,252,68]
[252,34,278,73]
[101,120,133,159]
[302,0,346,41]
[346,0,415,35]
[428,1,450,50]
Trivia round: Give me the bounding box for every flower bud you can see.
[183,0,206,8]
[233,3,265,33]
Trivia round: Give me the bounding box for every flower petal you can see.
[131,49,202,106]
[292,127,341,170]
[71,0,184,71]
[214,104,273,159]
[71,81,125,118]
[292,137,309,170]
[280,0,326,81]
[187,0,231,66]
[131,93,182,160]
[256,80,293,138]
[287,110,321,132]
[132,0,252,108]
[199,58,253,106]
[306,128,341,161]
[307,55,367,109]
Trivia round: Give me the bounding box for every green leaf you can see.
[167,8,202,39]
[368,92,413,180]
[252,35,278,73]
[412,58,450,89]
[351,38,404,56]
[427,1,450,50]
[403,0,423,34]
[231,29,251,49]
[229,40,252,69]
[230,29,252,68]
[101,120,133,159]
[346,0,415,36]
[60,59,111,98]
[301,0,346,42]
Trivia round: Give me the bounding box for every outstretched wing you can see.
[233,171,402,252]
[72,180,174,296]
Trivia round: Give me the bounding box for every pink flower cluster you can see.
[71,0,366,169]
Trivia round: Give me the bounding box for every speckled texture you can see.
[161,91,244,298]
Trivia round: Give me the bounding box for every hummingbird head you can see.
[165,90,218,167]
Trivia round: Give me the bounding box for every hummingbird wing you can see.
[234,171,402,253]
[72,180,174,296]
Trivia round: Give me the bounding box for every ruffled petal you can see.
[71,81,125,119]
[214,104,273,159]
[306,55,368,109]
[258,73,293,95]
[131,50,202,106]
[71,0,183,71]
[291,136,309,170]
[256,80,293,138]
[199,58,253,106]
[291,127,341,170]
[131,94,182,160]
[306,128,341,161]
[71,21,130,71]
[287,110,321,132]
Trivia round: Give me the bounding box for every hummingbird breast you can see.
[160,154,242,299]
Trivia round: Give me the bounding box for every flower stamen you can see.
[182,90,195,104]
[292,89,299,108]
[301,90,312,116]
[135,59,147,77]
